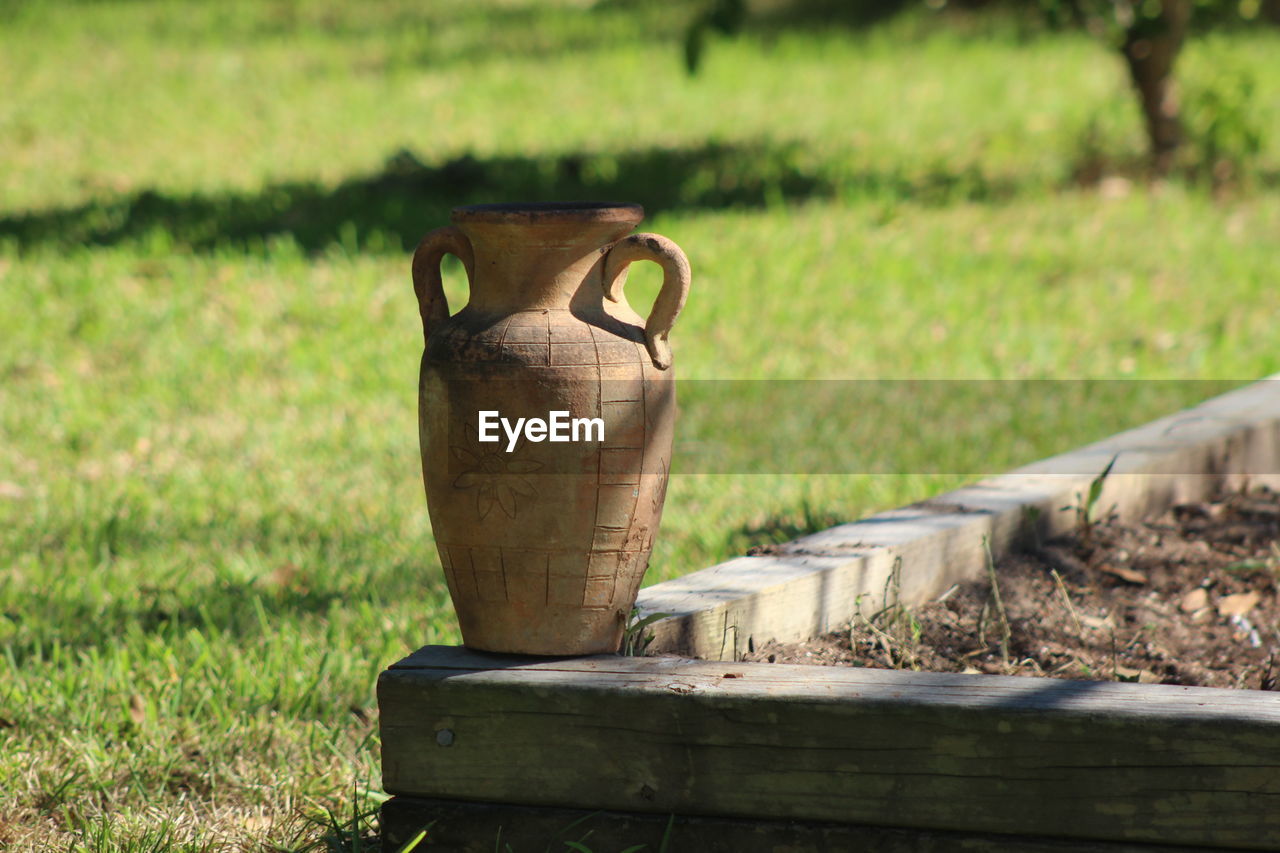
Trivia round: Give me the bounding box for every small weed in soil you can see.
[746,486,1280,690]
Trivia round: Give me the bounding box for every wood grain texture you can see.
[381,794,1229,853]
[379,646,1280,850]
[638,377,1280,659]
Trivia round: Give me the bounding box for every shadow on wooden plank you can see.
[381,795,1224,853]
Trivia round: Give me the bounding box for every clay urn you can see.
[412,202,690,655]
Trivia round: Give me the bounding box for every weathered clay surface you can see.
[412,203,690,655]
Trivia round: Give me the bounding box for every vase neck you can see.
[451,205,643,315]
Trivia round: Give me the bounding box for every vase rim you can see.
[452,201,644,224]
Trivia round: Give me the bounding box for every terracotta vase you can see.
[412,202,690,655]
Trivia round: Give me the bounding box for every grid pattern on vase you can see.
[437,309,660,611]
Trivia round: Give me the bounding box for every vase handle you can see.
[412,226,474,345]
[603,233,691,370]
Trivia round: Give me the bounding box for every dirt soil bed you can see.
[744,486,1280,690]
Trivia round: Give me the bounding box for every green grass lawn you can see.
[2,1,1279,849]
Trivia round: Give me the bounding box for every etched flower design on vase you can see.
[651,456,668,514]
[450,439,542,520]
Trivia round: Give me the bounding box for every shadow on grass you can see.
[0,141,1023,255]
[733,500,849,555]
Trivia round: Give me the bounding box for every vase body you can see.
[414,203,687,655]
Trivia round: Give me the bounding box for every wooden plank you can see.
[381,794,1228,853]
[379,646,1280,851]
[638,377,1280,659]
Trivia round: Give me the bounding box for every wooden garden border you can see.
[380,377,1280,851]
[640,376,1280,659]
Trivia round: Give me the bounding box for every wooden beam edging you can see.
[638,376,1280,660]
[379,646,1280,850]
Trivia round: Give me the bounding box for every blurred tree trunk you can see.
[1120,0,1191,175]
